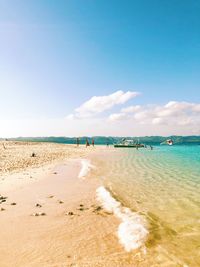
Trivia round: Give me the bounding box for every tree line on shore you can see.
[1,136,200,145]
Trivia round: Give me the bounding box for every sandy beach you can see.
[0,141,91,175]
[0,141,142,267]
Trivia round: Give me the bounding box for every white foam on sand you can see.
[96,186,148,252]
[78,159,95,179]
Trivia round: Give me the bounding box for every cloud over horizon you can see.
[108,101,200,132]
[64,92,200,136]
[1,93,200,137]
[67,90,140,119]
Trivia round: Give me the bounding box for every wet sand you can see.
[0,142,143,267]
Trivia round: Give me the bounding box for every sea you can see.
[95,145,200,266]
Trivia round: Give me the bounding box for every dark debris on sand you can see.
[31,212,46,216]
[66,211,74,216]
[93,205,102,212]
[0,195,7,204]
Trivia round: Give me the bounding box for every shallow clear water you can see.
[100,145,200,266]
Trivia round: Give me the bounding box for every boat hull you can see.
[114,144,145,148]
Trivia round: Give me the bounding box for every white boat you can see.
[114,139,145,148]
[160,139,173,146]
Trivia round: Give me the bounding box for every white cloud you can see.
[152,117,165,125]
[107,101,200,132]
[1,99,200,138]
[71,90,140,118]
[192,104,200,112]
[153,101,200,125]
[121,105,141,113]
[108,104,143,122]
[156,101,194,117]
[109,113,127,121]
[134,111,150,120]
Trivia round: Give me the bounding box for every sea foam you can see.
[96,186,148,252]
[78,159,95,179]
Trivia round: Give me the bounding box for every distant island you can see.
[1,136,200,145]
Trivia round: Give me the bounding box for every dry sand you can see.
[0,141,90,175]
[0,141,93,192]
[0,142,146,267]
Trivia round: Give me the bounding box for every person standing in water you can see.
[86,138,90,147]
[76,137,80,147]
[106,138,109,147]
[92,139,95,147]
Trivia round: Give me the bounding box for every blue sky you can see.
[0,0,200,136]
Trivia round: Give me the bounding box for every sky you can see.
[0,0,200,137]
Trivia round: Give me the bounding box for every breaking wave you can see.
[78,159,95,179]
[96,186,148,252]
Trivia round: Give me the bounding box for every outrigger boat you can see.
[114,138,145,148]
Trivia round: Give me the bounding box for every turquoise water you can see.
[101,145,200,266]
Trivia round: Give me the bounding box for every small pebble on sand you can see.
[32,213,39,216]
[78,207,84,211]
[66,211,74,216]
[39,212,46,216]
[10,202,17,206]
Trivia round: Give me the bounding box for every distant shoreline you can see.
[1,135,200,145]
